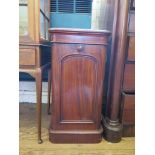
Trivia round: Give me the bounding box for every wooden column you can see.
[103,0,129,142]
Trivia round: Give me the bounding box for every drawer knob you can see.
[77,44,84,52]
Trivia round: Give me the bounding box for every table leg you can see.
[35,68,43,144]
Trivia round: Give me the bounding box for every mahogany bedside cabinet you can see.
[48,28,111,143]
[19,0,51,144]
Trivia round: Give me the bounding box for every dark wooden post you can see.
[103,0,129,142]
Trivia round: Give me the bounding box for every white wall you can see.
[91,0,115,31]
[19,81,48,104]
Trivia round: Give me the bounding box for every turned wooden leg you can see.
[47,69,51,115]
[35,68,43,144]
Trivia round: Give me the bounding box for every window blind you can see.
[50,0,92,13]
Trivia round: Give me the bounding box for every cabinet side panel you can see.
[123,64,135,91]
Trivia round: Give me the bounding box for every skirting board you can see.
[19,81,48,104]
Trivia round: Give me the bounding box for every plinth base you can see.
[49,128,103,143]
[103,117,122,143]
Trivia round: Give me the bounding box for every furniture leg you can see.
[47,69,51,115]
[35,68,43,144]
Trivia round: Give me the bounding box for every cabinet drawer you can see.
[122,93,135,124]
[52,43,107,58]
[19,48,36,66]
[127,36,135,61]
[128,13,135,33]
[123,64,135,91]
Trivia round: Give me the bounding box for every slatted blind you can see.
[50,0,92,13]
[76,0,92,13]
[51,0,56,12]
[58,0,74,13]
